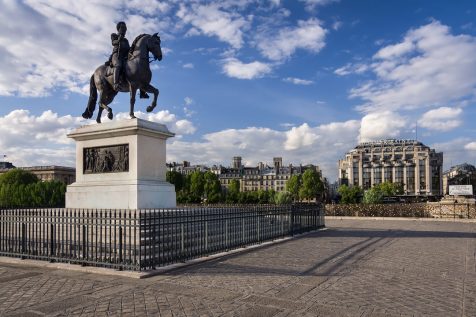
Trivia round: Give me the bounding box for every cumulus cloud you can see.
[351,21,476,113]
[283,77,314,85]
[360,111,407,142]
[431,138,476,170]
[115,110,196,135]
[285,124,319,150]
[222,58,272,79]
[176,3,250,49]
[0,108,195,166]
[465,142,476,151]
[0,109,83,166]
[419,107,463,131]
[0,1,169,97]
[255,18,327,62]
[168,119,360,180]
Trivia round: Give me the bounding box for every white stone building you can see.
[338,139,443,196]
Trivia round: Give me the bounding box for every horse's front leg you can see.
[144,84,159,113]
[129,86,137,119]
[96,107,103,123]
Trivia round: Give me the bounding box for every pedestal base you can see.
[66,180,176,209]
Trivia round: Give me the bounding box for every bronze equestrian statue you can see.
[82,22,163,123]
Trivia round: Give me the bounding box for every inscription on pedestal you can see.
[83,144,129,174]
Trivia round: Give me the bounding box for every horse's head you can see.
[148,33,162,61]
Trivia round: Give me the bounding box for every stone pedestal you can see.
[66,118,176,209]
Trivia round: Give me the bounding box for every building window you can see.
[374,167,382,185]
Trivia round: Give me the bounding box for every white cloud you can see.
[332,21,343,31]
[360,111,407,142]
[299,0,340,10]
[0,108,195,167]
[283,77,314,85]
[285,124,319,150]
[222,58,272,79]
[184,97,194,106]
[183,63,194,69]
[168,119,360,180]
[0,109,84,166]
[419,107,463,131]
[255,18,327,62]
[431,138,476,170]
[465,142,476,151]
[334,63,369,76]
[0,1,169,96]
[115,110,196,135]
[351,21,476,113]
[176,3,250,49]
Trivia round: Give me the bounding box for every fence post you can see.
[82,224,86,261]
[225,219,229,249]
[181,223,184,256]
[119,226,123,270]
[290,204,295,236]
[205,221,208,251]
[21,223,26,257]
[50,223,55,259]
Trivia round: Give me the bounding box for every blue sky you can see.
[0,0,475,181]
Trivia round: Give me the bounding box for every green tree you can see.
[379,181,404,196]
[0,169,38,186]
[226,179,240,203]
[189,170,205,199]
[203,171,222,203]
[166,171,184,192]
[337,184,363,204]
[363,182,404,204]
[274,191,293,204]
[299,169,324,202]
[363,187,384,204]
[286,174,301,201]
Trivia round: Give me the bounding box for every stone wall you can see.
[326,202,476,219]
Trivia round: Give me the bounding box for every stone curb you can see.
[0,227,327,279]
[325,216,476,223]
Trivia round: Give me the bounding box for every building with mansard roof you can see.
[168,157,323,193]
[338,139,443,196]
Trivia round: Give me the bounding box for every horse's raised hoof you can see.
[82,111,91,119]
[107,109,113,120]
[146,105,155,113]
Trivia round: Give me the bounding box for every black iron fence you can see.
[0,204,324,271]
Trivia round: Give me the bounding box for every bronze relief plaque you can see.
[83,144,129,174]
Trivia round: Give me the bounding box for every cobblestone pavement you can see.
[0,218,475,316]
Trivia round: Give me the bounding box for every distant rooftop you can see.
[356,139,423,148]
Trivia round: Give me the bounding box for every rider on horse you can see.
[108,21,148,98]
[110,21,129,91]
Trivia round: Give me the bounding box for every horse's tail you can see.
[82,75,97,119]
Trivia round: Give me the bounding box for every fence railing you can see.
[0,204,324,271]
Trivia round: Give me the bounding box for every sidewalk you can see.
[0,218,475,316]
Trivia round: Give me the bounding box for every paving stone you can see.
[0,218,475,316]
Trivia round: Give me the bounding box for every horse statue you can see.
[82,33,162,123]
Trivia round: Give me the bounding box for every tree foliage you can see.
[299,169,324,201]
[166,171,184,192]
[286,175,301,201]
[363,182,404,204]
[0,180,66,208]
[0,169,39,186]
[337,184,363,204]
